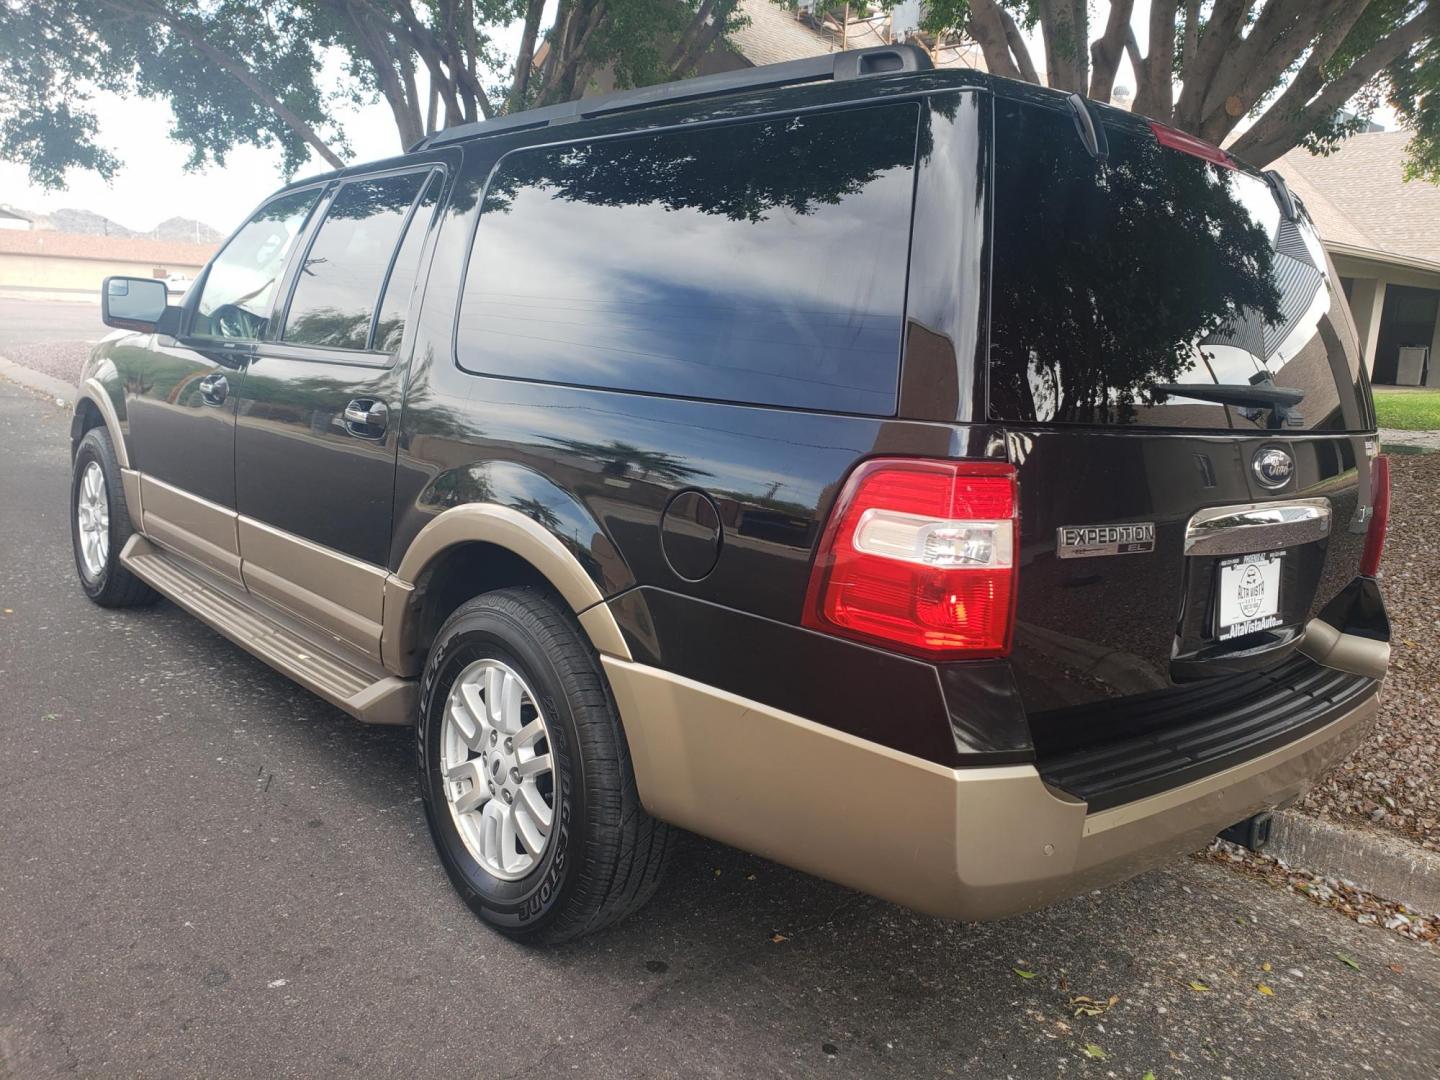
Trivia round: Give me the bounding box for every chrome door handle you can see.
[343,399,388,438]
[198,373,228,406]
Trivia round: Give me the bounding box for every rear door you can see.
[233,162,448,659]
[987,97,1375,712]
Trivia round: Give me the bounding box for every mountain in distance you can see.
[1,205,222,243]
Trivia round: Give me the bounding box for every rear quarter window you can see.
[455,103,920,415]
[988,98,1367,432]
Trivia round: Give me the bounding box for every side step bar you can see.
[121,535,416,725]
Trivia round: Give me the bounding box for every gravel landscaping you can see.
[1298,451,1440,852]
[1,339,92,386]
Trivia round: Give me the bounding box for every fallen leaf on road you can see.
[1336,952,1360,970]
[1389,964,1405,974]
[1080,1043,1107,1061]
[1188,981,1210,992]
[1143,1072,1157,1080]
[1069,994,1119,1018]
[1257,984,1274,996]
[769,932,788,944]
[1013,968,1037,979]
[1261,962,1272,972]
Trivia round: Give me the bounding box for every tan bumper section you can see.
[603,656,1380,921]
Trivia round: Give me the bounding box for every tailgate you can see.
[986,95,1377,713]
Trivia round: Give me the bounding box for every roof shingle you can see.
[1274,132,1440,265]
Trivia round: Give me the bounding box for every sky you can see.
[0,1,1393,235]
[0,11,541,235]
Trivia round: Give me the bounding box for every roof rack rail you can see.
[409,44,933,152]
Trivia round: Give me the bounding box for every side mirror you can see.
[102,276,171,332]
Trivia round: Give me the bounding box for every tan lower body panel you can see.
[138,475,243,586]
[236,517,387,662]
[119,468,144,532]
[121,535,414,725]
[602,656,1381,921]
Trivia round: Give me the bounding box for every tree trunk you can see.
[1195,0,1351,145]
[1036,0,1088,93]
[966,0,1022,80]
[1132,0,1179,121]
[1230,1,1440,166]
[1171,0,1249,130]
[508,0,548,111]
[1089,0,1134,102]
[998,7,1041,84]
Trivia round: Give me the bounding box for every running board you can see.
[121,535,416,725]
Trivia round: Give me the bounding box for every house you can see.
[1273,132,1440,386]
[0,229,215,298]
[0,207,32,231]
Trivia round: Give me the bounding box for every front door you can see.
[233,164,447,659]
[125,185,325,585]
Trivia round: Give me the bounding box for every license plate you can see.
[1216,552,1284,640]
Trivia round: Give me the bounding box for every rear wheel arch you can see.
[385,504,632,678]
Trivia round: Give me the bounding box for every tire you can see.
[418,586,674,943]
[70,427,158,608]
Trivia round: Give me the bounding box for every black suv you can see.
[72,45,1391,942]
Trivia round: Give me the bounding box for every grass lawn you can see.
[1373,388,1440,430]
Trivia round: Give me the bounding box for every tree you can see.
[0,0,750,187]
[945,0,1440,177]
[1,1,1436,189]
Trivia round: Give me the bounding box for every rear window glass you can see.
[456,103,919,414]
[988,100,1367,431]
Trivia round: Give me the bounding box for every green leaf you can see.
[1337,952,1361,970]
[1143,1072,1157,1080]
[1081,1043,1107,1061]
[1013,967,1037,979]
[1188,980,1210,992]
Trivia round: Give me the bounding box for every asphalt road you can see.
[1,375,1438,1079]
[0,298,106,349]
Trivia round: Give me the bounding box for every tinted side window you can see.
[193,188,321,340]
[374,172,442,353]
[457,104,919,414]
[283,171,429,351]
[988,99,1364,431]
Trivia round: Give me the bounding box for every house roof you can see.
[0,228,214,267]
[0,207,30,222]
[728,0,985,71]
[1273,131,1440,268]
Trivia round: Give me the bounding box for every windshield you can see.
[987,100,1368,431]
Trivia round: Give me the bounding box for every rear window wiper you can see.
[1151,378,1305,427]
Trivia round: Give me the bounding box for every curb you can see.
[1266,809,1440,916]
[0,356,77,405]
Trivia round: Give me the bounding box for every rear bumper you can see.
[604,652,1381,922]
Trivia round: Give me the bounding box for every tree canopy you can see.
[1,0,1436,189]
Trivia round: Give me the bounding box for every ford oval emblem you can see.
[1252,447,1294,489]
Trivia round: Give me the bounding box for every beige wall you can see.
[0,252,206,295]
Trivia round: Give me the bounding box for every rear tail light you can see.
[803,458,1018,658]
[1360,453,1390,577]
[1148,120,1235,170]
